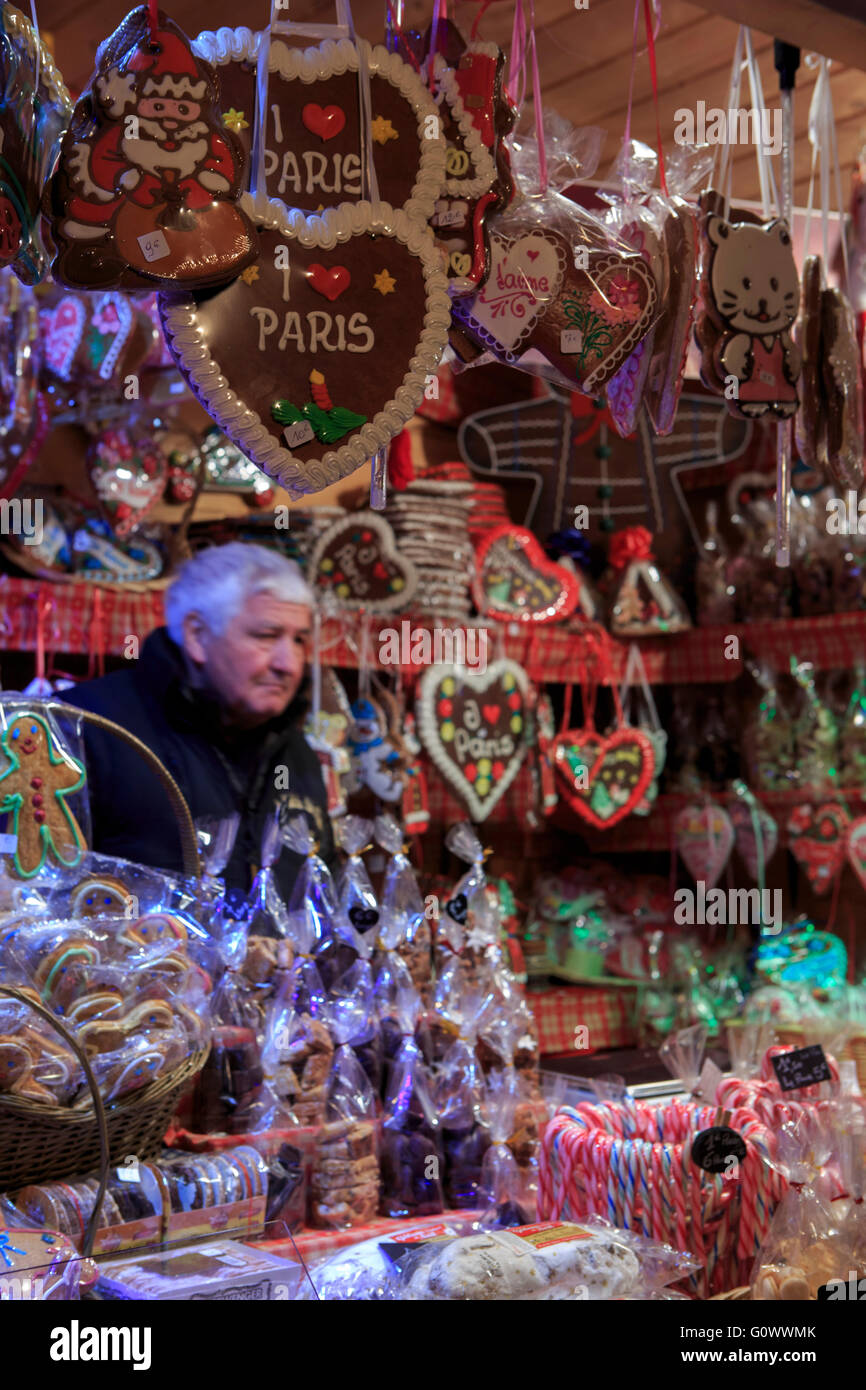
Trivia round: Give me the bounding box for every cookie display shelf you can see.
[6,575,866,684]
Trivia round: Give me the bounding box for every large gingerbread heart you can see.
[309,511,417,613]
[552,728,655,828]
[473,525,578,624]
[787,801,849,896]
[193,29,445,225]
[674,803,734,888]
[453,221,658,392]
[416,660,529,822]
[159,191,450,497]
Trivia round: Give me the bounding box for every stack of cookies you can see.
[466,479,510,542]
[310,1118,379,1229]
[269,1014,334,1128]
[385,475,474,619]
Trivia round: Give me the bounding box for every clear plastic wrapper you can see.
[335,816,377,933]
[283,815,350,996]
[0,1194,95,1298]
[243,809,289,941]
[194,813,244,967]
[310,1040,379,1230]
[434,972,489,1211]
[0,698,90,887]
[259,996,333,1130]
[374,814,432,993]
[751,1109,848,1299]
[480,1067,533,1226]
[379,965,444,1219]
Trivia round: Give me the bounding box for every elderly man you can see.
[65,542,334,904]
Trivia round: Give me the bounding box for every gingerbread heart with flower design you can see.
[786,801,849,896]
[453,223,658,392]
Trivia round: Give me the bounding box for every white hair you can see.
[164,542,313,644]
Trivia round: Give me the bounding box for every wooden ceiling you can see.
[35,0,866,210]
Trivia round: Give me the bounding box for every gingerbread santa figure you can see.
[46,7,257,291]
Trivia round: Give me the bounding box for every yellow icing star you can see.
[222,108,249,132]
[371,116,398,145]
[240,265,260,286]
[373,268,396,296]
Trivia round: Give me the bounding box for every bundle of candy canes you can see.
[539,1096,779,1296]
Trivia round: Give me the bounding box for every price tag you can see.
[137,230,170,263]
[771,1043,832,1092]
[692,1057,724,1103]
[560,328,583,354]
[433,207,465,229]
[691,1126,746,1174]
[283,421,315,449]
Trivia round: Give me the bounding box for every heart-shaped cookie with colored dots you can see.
[159,191,450,497]
[309,510,417,613]
[787,801,850,895]
[552,727,656,828]
[473,525,579,624]
[192,29,445,223]
[452,216,658,392]
[416,659,529,822]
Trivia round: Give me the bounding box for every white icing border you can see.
[416,658,530,822]
[308,509,418,614]
[159,190,451,499]
[431,52,497,198]
[192,29,445,224]
[95,292,135,382]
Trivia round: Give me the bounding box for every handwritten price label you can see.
[283,420,315,449]
[433,207,466,229]
[137,230,170,263]
[560,328,584,354]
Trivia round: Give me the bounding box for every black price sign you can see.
[691,1126,747,1174]
[770,1044,832,1092]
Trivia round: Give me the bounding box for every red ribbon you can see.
[146,0,159,45]
[609,524,654,570]
[642,0,668,196]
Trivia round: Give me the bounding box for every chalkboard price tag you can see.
[691,1126,747,1174]
[771,1044,832,1092]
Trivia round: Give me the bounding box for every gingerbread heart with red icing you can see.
[309,511,417,613]
[552,727,656,829]
[786,801,849,896]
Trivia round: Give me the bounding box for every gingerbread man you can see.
[0,713,86,878]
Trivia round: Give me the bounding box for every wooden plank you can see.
[690,0,866,71]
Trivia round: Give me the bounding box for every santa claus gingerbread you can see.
[46,6,257,291]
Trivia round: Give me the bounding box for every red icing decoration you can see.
[301,103,347,142]
[609,525,654,571]
[307,263,351,301]
[482,704,501,726]
[553,727,655,829]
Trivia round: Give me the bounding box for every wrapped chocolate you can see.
[433,969,489,1210]
[283,816,348,998]
[377,964,444,1219]
[327,956,382,1100]
[335,816,378,935]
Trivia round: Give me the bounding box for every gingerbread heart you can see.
[45,7,257,292]
[159,192,450,497]
[730,799,778,881]
[787,802,849,896]
[193,29,445,224]
[453,219,658,392]
[416,659,529,821]
[41,297,87,380]
[87,426,168,538]
[473,525,579,624]
[552,728,655,829]
[846,816,866,894]
[674,803,734,888]
[309,511,417,613]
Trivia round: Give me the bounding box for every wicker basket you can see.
[0,706,208,1196]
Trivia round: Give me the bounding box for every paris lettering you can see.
[250,306,374,354]
[264,148,362,199]
[454,726,515,762]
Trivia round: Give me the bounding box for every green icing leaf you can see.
[306,404,368,445]
[271,399,304,425]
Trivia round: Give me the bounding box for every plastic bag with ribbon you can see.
[259,989,333,1130]
[479,1067,534,1226]
[282,814,345,1000]
[309,977,380,1229]
[327,954,382,1100]
[440,823,495,957]
[194,813,244,967]
[335,816,378,935]
[374,814,432,993]
[751,1108,848,1299]
[433,965,489,1209]
[378,962,444,1219]
[243,809,290,941]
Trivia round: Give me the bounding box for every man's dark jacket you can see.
[63,627,335,905]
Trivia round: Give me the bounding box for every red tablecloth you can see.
[528,984,638,1056]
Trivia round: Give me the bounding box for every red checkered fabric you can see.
[528,984,638,1056]
[0,577,166,661]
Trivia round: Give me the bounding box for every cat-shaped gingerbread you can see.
[704,214,801,419]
